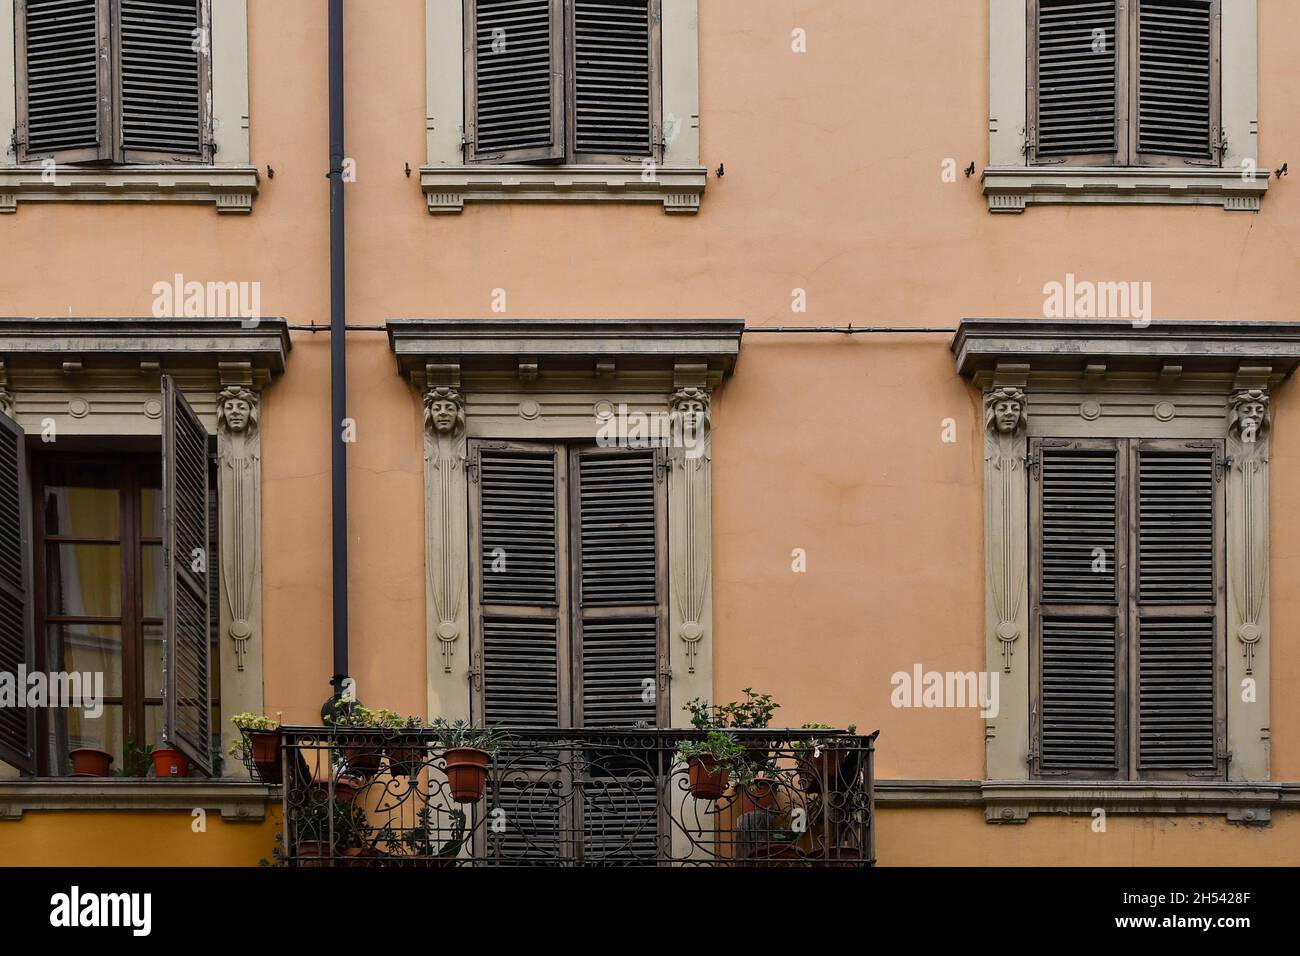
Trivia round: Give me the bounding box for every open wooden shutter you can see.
[0,414,36,774]
[1133,0,1218,165]
[465,0,565,163]
[116,0,210,162]
[15,0,111,163]
[571,446,665,729]
[161,376,212,774]
[568,0,660,162]
[1133,441,1222,777]
[1032,439,1126,778]
[1031,0,1125,164]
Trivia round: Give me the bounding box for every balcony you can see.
[268,727,877,867]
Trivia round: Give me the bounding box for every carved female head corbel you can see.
[217,385,259,435]
[671,386,711,457]
[984,386,1027,436]
[1228,389,1269,444]
[423,386,466,437]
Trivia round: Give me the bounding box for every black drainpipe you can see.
[324,0,350,719]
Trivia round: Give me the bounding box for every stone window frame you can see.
[0,0,259,214]
[984,0,1270,213]
[953,318,1300,820]
[422,0,707,214]
[0,317,289,781]
[386,318,743,727]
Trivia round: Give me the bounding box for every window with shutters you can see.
[1031,437,1225,781]
[984,0,1266,211]
[0,377,218,777]
[469,440,666,862]
[1029,0,1220,167]
[14,0,212,164]
[1,0,257,212]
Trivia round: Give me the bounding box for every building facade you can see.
[0,0,1298,865]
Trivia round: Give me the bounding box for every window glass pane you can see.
[143,623,164,700]
[46,543,122,618]
[142,544,164,620]
[144,705,163,756]
[140,462,163,538]
[49,623,124,697]
[42,462,120,537]
[67,703,124,773]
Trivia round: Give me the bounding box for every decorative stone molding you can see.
[422,383,470,702]
[0,781,273,821]
[954,319,1300,784]
[982,167,1271,213]
[388,319,744,728]
[0,165,261,214]
[420,165,709,215]
[216,383,261,673]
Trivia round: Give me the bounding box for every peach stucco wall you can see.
[1,1,1299,863]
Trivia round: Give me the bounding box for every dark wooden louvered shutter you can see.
[465,0,565,163]
[472,443,567,727]
[1133,441,1222,777]
[15,0,112,163]
[1032,439,1125,778]
[569,0,660,162]
[1032,0,1123,163]
[161,376,212,774]
[1134,0,1219,164]
[116,0,210,162]
[571,447,665,728]
[0,414,36,774]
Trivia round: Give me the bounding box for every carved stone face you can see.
[675,398,706,432]
[1237,400,1266,436]
[428,398,460,434]
[993,400,1022,434]
[223,397,251,433]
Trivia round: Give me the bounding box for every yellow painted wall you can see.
[0,812,279,867]
[0,0,1298,864]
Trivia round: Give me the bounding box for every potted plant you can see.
[721,688,779,769]
[230,712,283,783]
[795,723,857,794]
[432,717,503,803]
[325,704,386,779]
[69,747,113,777]
[384,714,428,778]
[121,736,154,778]
[150,745,190,778]
[294,781,368,866]
[677,729,745,800]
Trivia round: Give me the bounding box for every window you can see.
[469,441,667,730]
[465,0,661,165]
[1031,438,1224,781]
[1030,0,1220,167]
[15,0,211,164]
[0,376,215,776]
[31,453,219,776]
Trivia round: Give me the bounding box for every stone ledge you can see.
[420,164,708,214]
[982,166,1271,213]
[875,779,1299,825]
[0,165,260,214]
[0,780,275,822]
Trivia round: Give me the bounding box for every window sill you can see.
[982,165,1271,213]
[0,779,274,821]
[875,779,1297,825]
[420,164,708,215]
[0,164,260,214]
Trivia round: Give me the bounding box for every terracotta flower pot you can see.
[686,754,729,800]
[297,840,334,867]
[247,730,283,784]
[151,748,190,778]
[387,734,426,777]
[798,748,847,794]
[752,842,805,866]
[443,747,490,803]
[737,777,781,815]
[343,741,384,779]
[69,748,113,777]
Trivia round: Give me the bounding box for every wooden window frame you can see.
[1027,0,1221,168]
[30,448,219,777]
[464,0,663,167]
[14,0,213,166]
[1030,436,1225,783]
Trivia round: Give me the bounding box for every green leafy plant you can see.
[792,722,857,753]
[430,717,505,755]
[720,688,779,729]
[228,711,282,759]
[676,728,745,765]
[122,736,154,778]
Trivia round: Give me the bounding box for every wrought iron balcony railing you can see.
[270,726,877,867]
